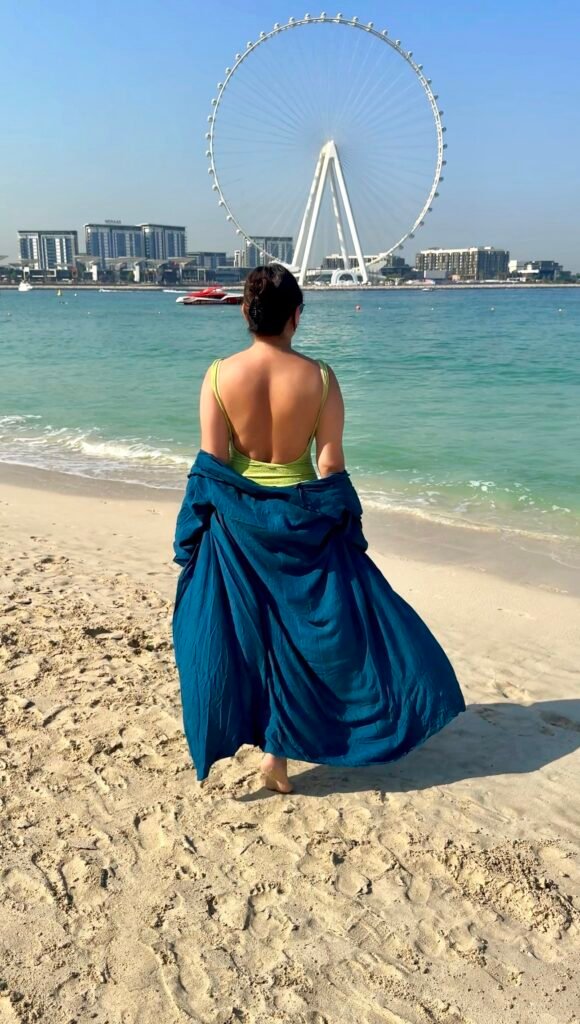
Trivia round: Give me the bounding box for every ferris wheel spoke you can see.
[347,55,405,122]
[218,93,304,141]
[333,34,382,127]
[358,82,431,139]
[333,37,387,131]
[359,99,432,143]
[218,71,307,138]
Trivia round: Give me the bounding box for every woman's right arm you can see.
[316,366,346,477]
[199,366,230,462]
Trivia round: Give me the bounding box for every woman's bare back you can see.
[200,344,345,476]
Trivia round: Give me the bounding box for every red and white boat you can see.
[176,286,243,306]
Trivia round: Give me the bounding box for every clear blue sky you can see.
[1,0,578,268]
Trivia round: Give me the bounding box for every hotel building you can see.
[85,223,144,261]
[140,224,187,260]
[186,251,228,271]
[415,247,509,280]
[237,236,294,269]
[85,222,187,263]
[18,230,78,270]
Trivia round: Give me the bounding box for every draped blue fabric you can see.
[173,451,465,781]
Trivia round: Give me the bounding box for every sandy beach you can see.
[1,464,579,1024]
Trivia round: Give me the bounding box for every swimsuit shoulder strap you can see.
[209,358,233,440]
[309,360,330,442]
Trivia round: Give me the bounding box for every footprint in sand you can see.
[59,853,109,910]
[246,884,294,943]
[1,866,54,906]
[151,937,212,1019]
[334,862,373,898]
[405,873,432,905]
[494,680,532,703]
[539,711,580,733]
[133,803,173,851]
[214,891,251,930]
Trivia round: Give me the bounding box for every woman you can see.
[173,265,465,793]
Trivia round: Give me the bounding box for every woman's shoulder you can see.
[204,351,335,382]
[293,352,332,373]
[206,351,247,371]
[203,353,237,378]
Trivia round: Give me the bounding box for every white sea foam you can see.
[0,414,43,428]
[62,434,190,466]
[0,416,191,487]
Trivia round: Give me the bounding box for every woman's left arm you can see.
[199,367,230,462]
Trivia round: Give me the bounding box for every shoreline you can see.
[2,458,579,597]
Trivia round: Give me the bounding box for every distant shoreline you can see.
[1,282,579,292]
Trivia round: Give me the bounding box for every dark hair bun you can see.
[243,265,303,336]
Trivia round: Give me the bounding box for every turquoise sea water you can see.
[1,286,579,540]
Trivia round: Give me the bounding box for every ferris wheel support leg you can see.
[328,164,350,271]
[297,146,331,287]
[294,148,325,279]
[329,141,368,284]
[294,140,368,285]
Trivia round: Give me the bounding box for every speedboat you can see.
[176,286,243,306]
[18,280,33,292]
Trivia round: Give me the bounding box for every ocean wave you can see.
[357,487,579,543]
[60,434,190,466]
[0,414,43,427]
[0,416,191,487]
[1,414,579,539]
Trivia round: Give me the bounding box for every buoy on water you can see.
[355,304,361,311]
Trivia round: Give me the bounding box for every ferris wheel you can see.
[206,14,446,285]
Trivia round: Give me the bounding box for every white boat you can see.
[18,281,33,292]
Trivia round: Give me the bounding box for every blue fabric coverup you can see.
[173,451,465,781]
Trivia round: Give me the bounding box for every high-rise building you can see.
[241,236,294,269]
[186,251,227,270]
[415,247,509,280]
[85,222,186,262]
[18,230,78,270]
[140,224,187,260]
[85,222,144,261]
[509,259,562,281]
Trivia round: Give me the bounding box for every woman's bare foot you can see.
[260,753,293,794]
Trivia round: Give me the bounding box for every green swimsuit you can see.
[209,358,330,487]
